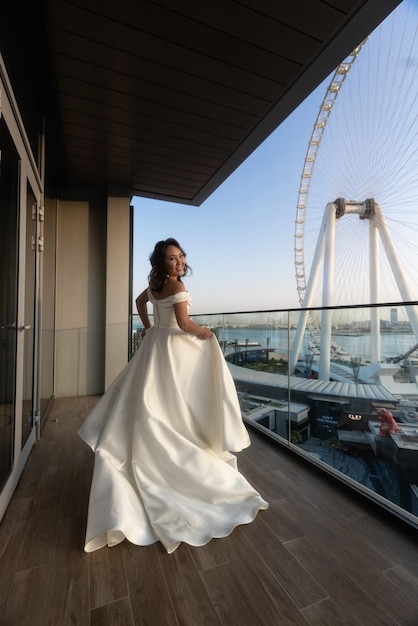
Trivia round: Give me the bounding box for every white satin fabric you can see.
[78,289,268,554]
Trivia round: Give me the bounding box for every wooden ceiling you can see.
[42,0,401,204]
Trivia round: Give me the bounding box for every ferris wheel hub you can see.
[334,198,377,219]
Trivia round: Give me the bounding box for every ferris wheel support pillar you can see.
[319,203,336,380]
[289,211,327,374]
[289,310,308,375]
[369,217,381,363]
[374,203,418,342]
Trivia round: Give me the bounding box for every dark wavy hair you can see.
[148,238,192,292]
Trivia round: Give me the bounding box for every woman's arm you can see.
[173,301,212,339]
[136,289,151,338]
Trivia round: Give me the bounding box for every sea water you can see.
[132,316,415,360]
[218,328,414,360]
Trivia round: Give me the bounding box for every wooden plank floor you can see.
[1,396,418,625]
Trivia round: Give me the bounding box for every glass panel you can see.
[288,303,418,518]
[0,118,19,489]
[21,183,36,446]
[129,303,418,525]
[220,310,293,440]
[192,304,417,526]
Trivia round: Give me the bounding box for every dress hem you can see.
[84,500,269,555]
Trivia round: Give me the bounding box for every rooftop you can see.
[228,363,399,402]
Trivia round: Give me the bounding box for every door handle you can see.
[1,323,31,331]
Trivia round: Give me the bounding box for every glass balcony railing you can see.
[130,301,418,530]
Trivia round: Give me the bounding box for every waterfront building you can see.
[391,308,399,324]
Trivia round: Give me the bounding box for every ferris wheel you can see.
[294,40,365,309]
[291,0,418,372]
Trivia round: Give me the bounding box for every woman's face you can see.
[164,245,186,277]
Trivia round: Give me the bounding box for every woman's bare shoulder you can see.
[170,281,186,294]
[154,280,186,300]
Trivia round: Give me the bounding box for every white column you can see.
[105,196,131,389]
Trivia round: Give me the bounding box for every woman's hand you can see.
[197,328,213,340]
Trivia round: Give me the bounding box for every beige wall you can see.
[51,190,130,397]
[54,192,107,397]
[55,192,130,397]
[105,197,131,389]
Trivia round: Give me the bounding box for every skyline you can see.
[133,0,418,317]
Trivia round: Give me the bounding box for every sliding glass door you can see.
[0,118,19,490]
[0,65,43,519]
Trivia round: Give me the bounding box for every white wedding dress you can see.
[78,289,268,554]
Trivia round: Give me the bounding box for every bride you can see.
[78,238,268,554]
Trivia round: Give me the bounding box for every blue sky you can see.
[133,0,417,316]
[132,82,327,314]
